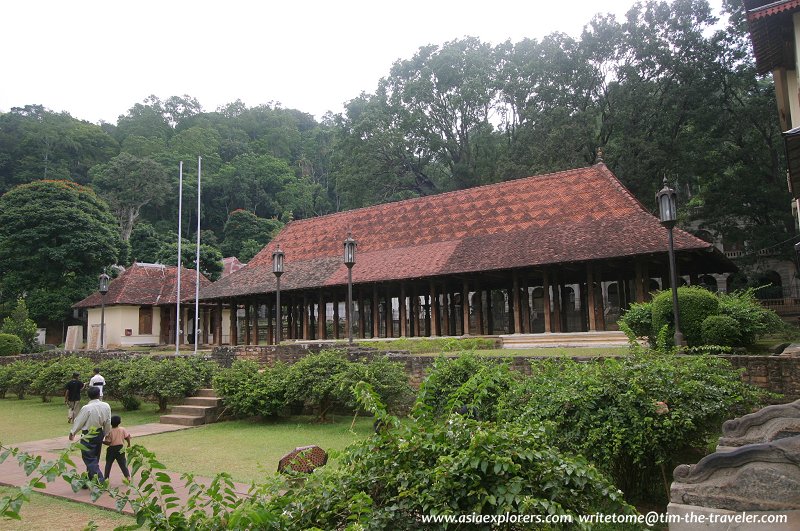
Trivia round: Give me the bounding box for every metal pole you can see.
[194,157,201,354]
[176,161,183,355]
[347,266,353,345]
[275,276,282,344]
[667,227,685,347]
[100,294,106,349]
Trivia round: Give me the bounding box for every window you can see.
[139,306,153,335]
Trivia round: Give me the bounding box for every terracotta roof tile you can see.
[199,164,723,300]
[74,263,212,308]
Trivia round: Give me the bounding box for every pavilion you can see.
[198,162,735,345]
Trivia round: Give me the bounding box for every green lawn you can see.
[0,397,161,445]
[134,416,375,483]
[0,487,134,531]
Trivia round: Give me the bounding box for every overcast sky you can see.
[1,0,725,124]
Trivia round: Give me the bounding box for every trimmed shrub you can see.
[498,353,767,504]
[701,315,740,347]
[213,360,288,418]
[0,333,23,356]
[619,301,652,340]
[30,356,93,402]
[652,286,719,346]
[6,360,41,399]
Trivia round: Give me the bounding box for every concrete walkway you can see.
[0,423,251,517]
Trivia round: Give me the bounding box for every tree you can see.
[221,209,283,258]
[155,239,223,281]
[90,152,171,240]
[1,298,38,353]
[0,180,123,321]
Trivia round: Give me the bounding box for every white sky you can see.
[1,0,724,124]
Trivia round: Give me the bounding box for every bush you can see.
[213,360,288,418]
[0,364,10,398]
[416,354,521,422]
[336,355,413,414]
[6,360,41,399]
[0,333,23,356]
[716,288,783,347]
[1,298,38,353]
[619,301,653,340]
[136,358,207,412]
[30,356,93,402]
[652,286,719,346]
[497,353,767,504]
[254,385,634,529]
[701,315,740,347]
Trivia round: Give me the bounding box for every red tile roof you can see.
[199,163,726,300]
[222,256,246,278]
[73,263,212,308]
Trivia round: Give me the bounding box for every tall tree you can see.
[90,152,172,241]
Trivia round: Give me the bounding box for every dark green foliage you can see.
[497,354,766,503]
[415,354,520,422]
[30,356,93,402]
[212,360,288,418]
[0,334,23,356]
[135,357,217,412]
[701,315,740,347]
[0,298,38,353]
[716,289,784,347]
[220,209,283,259]
[281,350,412,421]
[652,286,719,346]
[5,360,40,399]
[619,302,652,339]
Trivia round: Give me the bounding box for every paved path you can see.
[0,423,252,517]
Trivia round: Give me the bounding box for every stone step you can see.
[195,388,217,398]
[183,396,222,407]
[499,331,630,349]
[159,414,206,426]
[170,405,213,417]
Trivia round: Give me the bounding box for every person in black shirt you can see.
[64,372,84,423]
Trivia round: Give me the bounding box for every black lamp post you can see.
[656,179,686,347]
[98,271,110,350]
[272,246,284,344]
[343,233,357,345]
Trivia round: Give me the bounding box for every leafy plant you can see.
[651,286,719,347]
[0,333,23,356]
[701,315,740,347]
[0,298,38,353]
[30,356,93,402]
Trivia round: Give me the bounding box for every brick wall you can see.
[720,355,800,401]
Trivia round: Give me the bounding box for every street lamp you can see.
[98,271,110,350]
[656,178,686,347]
[272,246,284,344]
[344,233,357,345]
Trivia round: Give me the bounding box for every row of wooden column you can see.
[221,258,656,345]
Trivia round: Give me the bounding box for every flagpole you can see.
[194,156,202,354]
[176,161,183,355]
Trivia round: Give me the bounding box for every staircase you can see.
[160,388,222,426]
[499,331,631,349]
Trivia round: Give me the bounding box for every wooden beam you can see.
[462,281,470,336]
[253,302,260,345]
[542,272,552,333]
[229,301,238,346]
[430,281,440,336]
[333,294,340,340]
[215,302,223,345]
[587,264,596,332]
[512,271,522,334]
[317,293,326,340]
[372,286,380,338]
[399,283,407,337]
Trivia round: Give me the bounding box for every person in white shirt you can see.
[69,386,112,482]
[88,368,106,400]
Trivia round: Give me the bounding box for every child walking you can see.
[103,415,131,481]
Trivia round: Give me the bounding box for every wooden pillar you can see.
[551,275,562,333]
[358,289,366,339]
[317,293,326,340]
[542,272,552,333]
[424,295,431,336]
[372,286,380,338]
[587,264,597,332]
[486,289,494,335]
[521,281,530,334]
[229,301,238,345]
[443,290,451,336]
[449,290,457,335]
[302,293,310,340]
[462,281,470,336]
[430,281,440,336]
[333,294,340,340]
[215,302,223,345]
[267,298,274,345]
[512,271,522,334]
[253,303,261,345]
[244,304,251,345]
[507,287,515,334]
[399,284,407,337]
[474,283,484,335]
[411,286,419,337]
[384,289,392,338]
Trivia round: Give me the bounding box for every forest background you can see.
[0,0,793,325]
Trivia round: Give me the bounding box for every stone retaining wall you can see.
[720,355,800,401]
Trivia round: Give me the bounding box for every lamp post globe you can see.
[656,179,685,347]
[272,246,284,344]
[98,271,110,350]
[343,233,357,345]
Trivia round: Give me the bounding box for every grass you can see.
[0,397,161,445]
[134,415,376,483]
[0,487,134,531]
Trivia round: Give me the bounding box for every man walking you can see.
[69,386,111,483]
[88,367,106,400]
[64,372,83,423]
